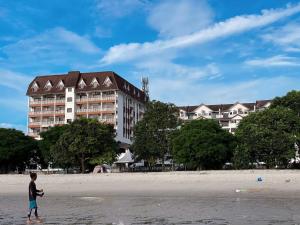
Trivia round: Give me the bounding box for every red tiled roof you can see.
[66,71,80,87]
[26,71,147,102]
[243,103,256,110]
[178,105,198,113]
[256,100,271,108]
[27,74,68,95]
[206,104,233,111]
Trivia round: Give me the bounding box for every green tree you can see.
[0,128,38,173]
[51,118,117,173]
[171,119,235,170]
[234,107,300,168]
[39,125,68,166]
[131,120,159,167]
[271,90,300,116]
[131,100,179,169]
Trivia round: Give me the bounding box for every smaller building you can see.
[179,100,271,133]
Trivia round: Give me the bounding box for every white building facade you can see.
[179,100,271,133]
[27,71,147,145]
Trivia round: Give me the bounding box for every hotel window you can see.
[67,108,72,113]
[68,88,72,92]
[67,119,72,123]
[67,97,72,102]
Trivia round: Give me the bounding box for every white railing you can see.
[41,121,55,125]
[29,111,42,115]
[89,108,103,112]
[55,110,65,114]
[56,99,65,103]
[101,118,115,123]
[76,97,88,102]
[102,107,115,111]
[40,99,55,104]
[102,96,116,100]
[29,110,65,115]
[89,96,102,101]
[29,122,41,126]
[55,121,65,124]
[76,96,116,102]
[76,108,88,113]
[76,107,115,113]
[41,111,55,114]
[30,120,65,126]
[30,99,65,104]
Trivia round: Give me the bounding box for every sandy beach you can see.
[1,170,300,224]
[1,170,300,196]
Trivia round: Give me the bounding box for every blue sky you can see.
[1,0,300,132]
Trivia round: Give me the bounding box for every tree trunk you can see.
[81,157,85,174]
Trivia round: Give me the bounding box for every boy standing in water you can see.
[27,172,44,224]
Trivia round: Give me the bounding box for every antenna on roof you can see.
[141,76,149,99]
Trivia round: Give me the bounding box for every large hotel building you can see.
[26,71,147,145]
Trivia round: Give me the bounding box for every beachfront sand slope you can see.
[0,170,299,197]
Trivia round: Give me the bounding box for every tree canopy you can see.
[271,90,300,116]
[51,118,117,173]
[0,128,38,173]
[234,107,300,168]
[39,125,68,166]
[131,100,179,168]
[172,119,235,170]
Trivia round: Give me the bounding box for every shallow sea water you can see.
[1,194,300,225]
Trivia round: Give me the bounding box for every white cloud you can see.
[148,0,213,38]
[1,27,101,69]
[94,26,112,38]
[54,27,100,54]
[3,27,100,55]
[245,55,300,67]
[149,76,300,106]
[262,22,300,52]
[0,69,31,115]
[100,3,300,65]
[134,60,222,81]
[0,69,33,91]
[95,0,146,18]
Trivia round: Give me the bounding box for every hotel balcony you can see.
[29,110,65,116]
[28,120,65,127]
[76,95,116,103]
[76,107,115,114]
[29,99,65,106]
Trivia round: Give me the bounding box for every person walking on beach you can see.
[27,172,44,224]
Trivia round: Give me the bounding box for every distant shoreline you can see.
[1,170,300,198]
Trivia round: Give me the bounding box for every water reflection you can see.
[1,195,300,225]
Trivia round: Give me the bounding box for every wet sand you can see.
[1,170,300,224]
